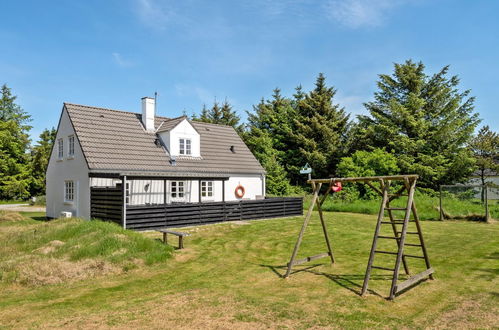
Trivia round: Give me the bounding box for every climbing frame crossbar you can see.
[284,174,434,300]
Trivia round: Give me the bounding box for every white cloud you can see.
[135,0,174,31]
[112,53,134,67]
[326,0,408,28]
[175,84,215,105]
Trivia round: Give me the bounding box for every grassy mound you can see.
[0,210,26,222]
[0,215,172,286]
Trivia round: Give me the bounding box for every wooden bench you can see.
[157,229,190,249]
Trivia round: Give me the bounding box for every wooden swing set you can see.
[285,175,434,300]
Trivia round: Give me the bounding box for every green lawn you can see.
[0,211,497,328]
[0,200,25,205]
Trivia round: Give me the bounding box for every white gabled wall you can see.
[46,108,90,219]
[158,119,200,157]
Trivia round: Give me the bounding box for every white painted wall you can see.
[159,119,200,157]
[46,108,90,219]
[141,97,155,131]
[98,176,264,207]
[225,175,264,201]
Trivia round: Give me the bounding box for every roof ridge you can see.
[64,102,170,120]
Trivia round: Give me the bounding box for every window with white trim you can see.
[201,181,213,197]
[179,138,192,155]
[171,181,185,198]
[64,181,74,202]
[58,138,64,159]
[68,135,75,157]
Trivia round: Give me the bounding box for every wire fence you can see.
[439,184,499,222]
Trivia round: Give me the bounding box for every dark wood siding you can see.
[90,187,302,231]
[90,186,123,226]
[125,197,303,231]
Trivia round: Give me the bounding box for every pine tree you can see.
[245,88,299,182]
[0,84,31,128]
[192,99,242,133]
[469,126,499,188]
[244,128,293,195]
[290,73,350,180]
[30,127,57,196]
[357,60,480,189]
[0,84,31,199]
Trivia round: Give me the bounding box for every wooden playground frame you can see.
[285,175,434,300]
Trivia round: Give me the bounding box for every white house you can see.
[46,97,266,219]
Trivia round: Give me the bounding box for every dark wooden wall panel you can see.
[90,189,303,231]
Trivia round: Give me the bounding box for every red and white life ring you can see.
[235,185,245,198]
[331,181,343,192]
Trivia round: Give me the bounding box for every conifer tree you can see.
[469,126,499,188]
[290,73,350,180]
[192,99,242,133]
[0,84,31,199]
[245,88,299,182]
[30,127,57,196]
[357,60,480,188]
[244,128,293,195]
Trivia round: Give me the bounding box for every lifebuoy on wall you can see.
[235,185,245,198]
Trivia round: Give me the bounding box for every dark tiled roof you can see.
[64,103,265,176]
[156,116,187,132]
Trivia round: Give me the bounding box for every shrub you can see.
[336,149,400,199]
[29,195,46,206]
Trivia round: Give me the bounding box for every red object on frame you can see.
[331,181,342,192]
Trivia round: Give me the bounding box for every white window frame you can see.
[68,135,75,157]
[201,181,214,198]
[58,138,64,159]
[171,181,185,199]
[179,138,192,155]
[64,180,74,203]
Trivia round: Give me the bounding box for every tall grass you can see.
[0,216,173,285]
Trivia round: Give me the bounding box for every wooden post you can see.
[439,185,444,221]
[198,179,202,203]
[361,179,388,296]
[122,175,127,229]
[389,178,416,300]
[163,179,167,204]
[484,185,490,222]
[316,187,335,264]
[411,200,434,280]
[222,180,225,202]
[284,182,322,278]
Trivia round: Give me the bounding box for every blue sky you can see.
[1,0,498,140]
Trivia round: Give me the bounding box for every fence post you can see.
[122,176,127,229]
[439,185,444,221]
[484,185,490,222]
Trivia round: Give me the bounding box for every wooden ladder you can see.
[361,178,434,300]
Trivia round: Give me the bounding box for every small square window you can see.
[201,181,213,197]
[179,138,192,155]
[68,135,75,156]
[58,138,64,159]
[171,181,185,199]
[65,181,74,202]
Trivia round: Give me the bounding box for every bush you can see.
[336,149,400,199]
[29,195,46,206]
